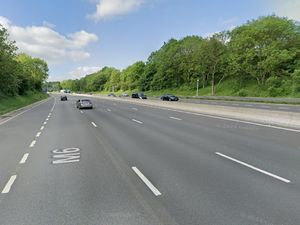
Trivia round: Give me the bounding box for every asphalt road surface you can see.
[0,94,300,225]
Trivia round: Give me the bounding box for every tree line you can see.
[61,15,299,97]
[0,26,49,97]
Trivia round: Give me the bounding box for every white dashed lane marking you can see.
[29,140,36,148]
[169,117,182,121]
[132,119,143,124]
[1,175,17,194]
[19,153,29,164]
[216,152,291,183]
[132,167,162,196]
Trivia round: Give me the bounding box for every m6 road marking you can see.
[52,148,81,164]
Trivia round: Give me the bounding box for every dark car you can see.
[108,93,116,97]
[76,99,93,109]
[60,95,68,101]
[160,94,179,101]
[132,92,147,99]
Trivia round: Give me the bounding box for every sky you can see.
[0,0,299,81]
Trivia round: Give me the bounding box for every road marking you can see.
[91,122,98,127]
[43,122,47,125]
[169,116,182,121]
[215,152,291,183]
[52,148,80,164]
[19,153,29,164]
[36,132,41,137]
[260,105,271,109]
[46,118,49,121]
[40,126,44,130]
[132,107,138,111]
[0,98,51,126]
[132,119,143,124]
[107,108,112,112]
[29,140,36,148]
[278,107,289,110]
[245,104,253,107]
[132,167,162,196]
[2,175,17,194]
[80,110,83,114]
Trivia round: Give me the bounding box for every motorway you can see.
[0,94,300,225]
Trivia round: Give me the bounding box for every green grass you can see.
[0,92,49,115]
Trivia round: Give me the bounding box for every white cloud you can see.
[269,0,300,21]
[0,16,98,64]
[66,66,101,80]
[89,0,145,21]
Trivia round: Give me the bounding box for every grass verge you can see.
[0,92,49,116]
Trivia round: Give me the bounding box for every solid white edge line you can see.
[169,116,182,121]
[132,167,162,196]
[19,153,29,164]
[36,132,41,137]
[29,140,36,148]
[1,175,17,194]
[40,126,44,130]
[0,98,51,126]
[132,119,143,124]
[91,122,98,127]
[215,152,291,183]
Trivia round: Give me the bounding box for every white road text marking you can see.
[52,148,81,164]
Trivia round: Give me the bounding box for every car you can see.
[108,93,116,97]
[119,93,129,97]
[76,99,93,109]
[132,92,147,99]
[60,95,68,101]
[160,94,179,101]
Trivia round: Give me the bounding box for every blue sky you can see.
[0,0,299,81]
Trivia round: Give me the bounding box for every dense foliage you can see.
[63,16,299,97]
[0,25,49,97]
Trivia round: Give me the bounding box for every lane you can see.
[0,97,54,190]
[81,96,300,224]
[90,97,300,184]
[1,94,300,224]
[0,95,173,225]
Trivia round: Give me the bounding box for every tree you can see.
[229,16,300,86]
[199,34,227,95]
[0,25,19,96]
